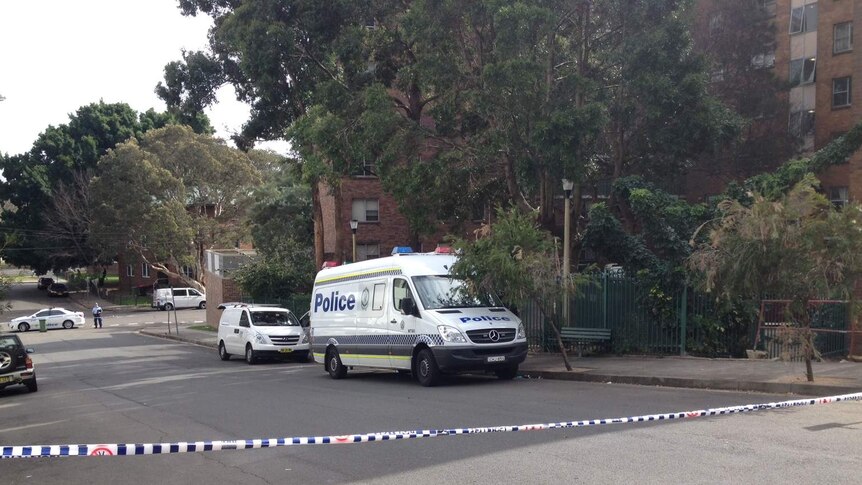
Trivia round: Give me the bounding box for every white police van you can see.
[310,247,527,386]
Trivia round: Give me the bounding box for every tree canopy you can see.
[164,0,735,256]
[89,125,260,288]
[0,102,190,273]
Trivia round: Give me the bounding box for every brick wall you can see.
[203,269,244,326]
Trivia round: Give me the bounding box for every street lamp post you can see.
[562,179,574,327]
[350,219,359,263]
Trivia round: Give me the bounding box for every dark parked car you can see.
[0,334,37,392]
[47,283,69,297]
[37,277,54,290]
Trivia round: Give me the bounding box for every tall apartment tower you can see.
[692,0,859,205]
[778,0,857,204]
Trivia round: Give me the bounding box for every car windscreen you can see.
[412,276,501,310]
[250,311,299,326]
[0,336,21,348]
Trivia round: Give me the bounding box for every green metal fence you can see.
[521,272,851,358]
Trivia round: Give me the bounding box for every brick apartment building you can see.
[694,0,862,205]
[318,175,486,264]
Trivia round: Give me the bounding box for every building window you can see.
[141,263,150,278]
[828,187,849,207]
[789,110,815,138]
[357,243,380,261]
[759,0,776,17]
[834,22,853,54]
[833,77,852,108]
[352,199,379,222]
[789,4,817,35]
[181,265,194,278]
[789,57,816,86]
[126,264,134,277]
[708,13,723,38]
[751,52,776,69]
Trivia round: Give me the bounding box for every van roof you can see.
[314,254,456,285]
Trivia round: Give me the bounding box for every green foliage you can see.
[689,176,862,376]
[90,125,260,284]
[166,0,733,235]
[743,121,862,200]
[235,160,316,299]
[582,176,712,283]
[0,102,211,273]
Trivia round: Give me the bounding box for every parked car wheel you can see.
[326,347,347,379]
[198,301,206,309]
[218,341,231,361]
[415,349,441,387]
[245,344,257,365]
[62,320,74,329]
[25,376,38,393]
[18,322,30,332]
[164,302,174,311]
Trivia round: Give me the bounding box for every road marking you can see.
[0,419,67,434]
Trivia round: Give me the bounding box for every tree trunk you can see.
[311,180,325,270]
[539,299,573,371]
[332,183,345,263]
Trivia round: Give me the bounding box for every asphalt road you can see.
[1,285,860,484]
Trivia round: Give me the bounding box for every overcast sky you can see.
[0,0,288,156]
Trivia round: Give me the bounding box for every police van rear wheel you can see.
[326,348,347,379]
[415,349,440,387]
[218,341,231,361]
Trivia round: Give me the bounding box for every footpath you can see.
[139,323,862,397]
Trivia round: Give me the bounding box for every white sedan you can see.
[9,308,86,332]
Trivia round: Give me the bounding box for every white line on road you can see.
[0,419,67,434]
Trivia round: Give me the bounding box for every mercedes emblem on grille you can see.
[488,330,500,342]
[0,352,11,370]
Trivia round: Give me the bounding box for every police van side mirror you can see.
[401,297,419,317]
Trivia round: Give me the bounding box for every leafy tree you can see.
[0,102,211,273]
[450,208,583,371]
[234,160,316,300]
[688,176,862,381]
[164,0,734,259]
[89,125,260,289]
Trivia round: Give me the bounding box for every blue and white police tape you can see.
[3,391,861,458]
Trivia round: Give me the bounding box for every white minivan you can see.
[152,287,206,310]
[311,250,528,386]
[217,304,310,364]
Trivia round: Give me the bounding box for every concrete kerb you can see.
[139,328,217,350]
[518,370,862,396]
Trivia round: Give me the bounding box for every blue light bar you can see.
[391,246,414,255]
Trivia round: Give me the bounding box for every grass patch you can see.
[188,325,217,332]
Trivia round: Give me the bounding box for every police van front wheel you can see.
[326,348,347,379]
[415,349,440,387]
[495,365,519,380]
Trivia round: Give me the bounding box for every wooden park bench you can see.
[559,327,612,357]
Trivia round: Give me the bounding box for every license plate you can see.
[486,356,505,363]
[0,376,13,384]
[278,348,293,353]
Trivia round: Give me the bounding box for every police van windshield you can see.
[412,276,501,310]
[251,311,300,326]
